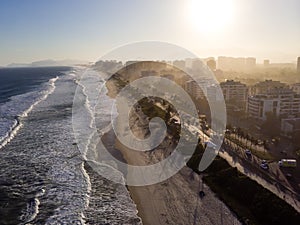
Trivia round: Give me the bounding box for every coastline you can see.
[99,127,241,225]
[114,132,241,224]
[82,160,142,225]
[102,76,241,224]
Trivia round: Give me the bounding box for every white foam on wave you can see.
[72,68,142,224]
[19,189,45,224]
[72,69,104,160]
[22,76,58,117]
[1,67,141,224]
[0,68,94,224]
[0,76,59,150]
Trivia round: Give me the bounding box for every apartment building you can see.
[291,83,300,94]
[220,80,248,106]
[247,90,300,120]
[249,80,287,96]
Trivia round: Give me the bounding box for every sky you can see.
[0,0,299,66]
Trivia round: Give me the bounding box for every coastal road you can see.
[190,123,300,213]
[152,100,300,212]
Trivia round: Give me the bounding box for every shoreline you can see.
[105,110,241,224]
[113,134,241,225]
[83,160,142,225]
[103,74,241,224]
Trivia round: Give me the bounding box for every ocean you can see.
[0,67,141,224]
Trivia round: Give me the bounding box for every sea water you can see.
[0,67,141,224]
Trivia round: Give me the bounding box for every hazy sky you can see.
[0,0,299,66]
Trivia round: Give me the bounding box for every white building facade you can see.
[247,92,300,120]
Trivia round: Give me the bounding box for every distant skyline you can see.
[0,0,299,66]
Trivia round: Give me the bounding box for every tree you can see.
[186,140,205,173]
[292,131,300,147]
[263,140,268,152]
[236,127,243,141]
[245,134,250,148]
[226,124,233,131]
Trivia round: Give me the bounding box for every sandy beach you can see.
[113,134,241,225]
[101,74,241,224]
[108,115,241,224]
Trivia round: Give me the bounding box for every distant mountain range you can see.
[6,59,89,68]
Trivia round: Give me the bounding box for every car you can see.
[260,163,269,170]
[286,173,293,179]
[260,160,269,170]
[245,149,252,156]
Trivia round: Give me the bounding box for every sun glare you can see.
[187,0,234,34]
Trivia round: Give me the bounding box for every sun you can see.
[187,0,234,34]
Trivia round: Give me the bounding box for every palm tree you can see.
[263,140,268,153]
[240,130,245,143]
[232,127,237,140]
[249,136,256,150]
[226,124,233,131]
[245,134,250,148]
[236,127,242,141]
